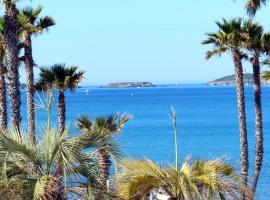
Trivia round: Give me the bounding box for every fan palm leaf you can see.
[246,0,267,16]
[36,64,85,134]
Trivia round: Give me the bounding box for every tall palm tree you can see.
[77,114,131,191]
[243,20,270,197]
[2,0,21,129]
[36,64,84,134]
[0,18,7,132]
[245,0,267,16]
[18,6,55,143]
[36,65,84,199]
[202,18,249,189]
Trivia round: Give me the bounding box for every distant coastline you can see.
[207,73,267,86]
[102,82,156,88]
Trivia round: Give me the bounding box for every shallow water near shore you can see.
[18,85,270,199]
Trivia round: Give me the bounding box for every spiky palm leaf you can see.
[36,64,85,91]
[0,123,122,199]
[116,158,249,200]
[202,18,247,59]
[78,113,132,136]
[18,6,55,36]
[242,20,269,55]
[262,70,270,81]
[246,0,267,16]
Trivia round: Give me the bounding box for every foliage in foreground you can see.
[116,158,250,200]
[0,125,122,199]
[115,108,250,200]
[78,113,131,190]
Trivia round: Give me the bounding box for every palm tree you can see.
[0,123,122,199]
[117,158,248,200]
[0,18,7,132]
[202,18,249,189]
[18,6,55,143]
[36,65,84,199]
[0,90,122,199]
[245,0,267,16]
[2,0,21,129]
[36,64,84,134]
[77,114,131,191]
[243,20,270,197]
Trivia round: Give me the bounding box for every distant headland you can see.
[102,82,156,88]
[207,73,260,86]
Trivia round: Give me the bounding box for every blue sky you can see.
[15,1,270,85]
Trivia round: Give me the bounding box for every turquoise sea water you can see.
[18,85,270,199]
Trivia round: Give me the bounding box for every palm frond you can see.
[246,0,267,16]
[33,175,61,200]
[37,64,84,91]
[18,5,55,35]
[205,47,228,60]
[262,70,270,81]
[117,114,132,129]
[36,16,55,32]
[65,66,85,91]
[77,115,92,130]
[116,159,168,199]
[116,158,247,200]
[0,131,41,170]
[202,18,247,60]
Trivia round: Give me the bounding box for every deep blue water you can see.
[17,85,270,199]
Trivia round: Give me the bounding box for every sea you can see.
[18,85,270,199]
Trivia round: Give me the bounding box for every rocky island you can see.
[103,82,156,88]
[207,73,255,86]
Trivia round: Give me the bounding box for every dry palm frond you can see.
[0,178,35,200]
[116,159,169,199]
[116,158,250,200]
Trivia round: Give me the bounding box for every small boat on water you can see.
[84,89,91,95]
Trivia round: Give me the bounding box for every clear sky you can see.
[14,1,270,85]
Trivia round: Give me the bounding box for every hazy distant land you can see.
[102,82,156,88]
[207,73,267,86]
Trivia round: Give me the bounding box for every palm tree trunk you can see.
[0,63,7,132]
[96,149,111,199]
[232,49,249,189]
[58,89,65,134]
[98,149,111,188]
[3,1,21,130]
[251,56,263,197]
[55,90,66,199]
[24,33,35,142]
